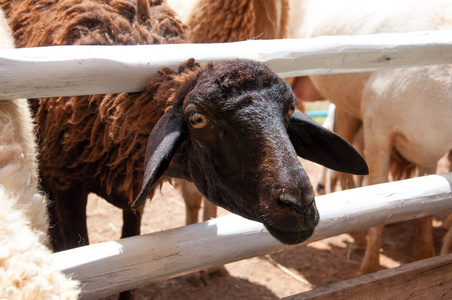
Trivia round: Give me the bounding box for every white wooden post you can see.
[0,30,451,100]
[52,173,452,299]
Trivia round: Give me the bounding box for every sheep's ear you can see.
[132,109,187,209]
[288,110,368,175]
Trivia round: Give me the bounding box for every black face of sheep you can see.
[134,60,368,245]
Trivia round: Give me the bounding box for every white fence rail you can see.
[53,174,452,299]
[0,30,451,100]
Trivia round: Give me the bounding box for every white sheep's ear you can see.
[132,108,187,209]
[288,110,369,175]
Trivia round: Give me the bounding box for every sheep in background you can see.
[289,0,452,275]
[0,7,80,298]
[317,106,417,196]
[2,0,368,297]
[186,0,289,43]
[168,0,289,42]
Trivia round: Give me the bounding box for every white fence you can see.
[53,174,452,299]
[0,30,451,100]
[1,30,452,298]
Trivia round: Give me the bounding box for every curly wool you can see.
[34,60,200,205]
[1,0,190,205]
[186,0,289,43]
[0,100,47,238]
[2,0,188,47]
[0,6,80,296]
[0,102,80,300]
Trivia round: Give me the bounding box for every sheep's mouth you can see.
[264,222,317,245]
[262,204,319,245]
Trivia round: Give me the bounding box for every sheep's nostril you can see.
[278,193,305,214]
[278,192,318,220]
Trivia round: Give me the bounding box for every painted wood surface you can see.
[52,173,452,299]
[0,30,451,100]
[283,253,452,300]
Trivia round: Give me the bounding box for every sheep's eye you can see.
[288,102,296,116]
[188,113,208,130]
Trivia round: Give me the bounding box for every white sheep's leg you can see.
[413,166,436,261]
[440,213,452,254]
[359,118,392,275]
[360,211,386,275]
[360,225,385,275]
[414,216,435,259]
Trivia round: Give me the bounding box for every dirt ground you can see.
[85,150,450,299]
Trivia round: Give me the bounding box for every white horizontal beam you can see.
[52,173,452,299]
[1,30,452,100]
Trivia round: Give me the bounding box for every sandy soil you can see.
[85,155,450,299]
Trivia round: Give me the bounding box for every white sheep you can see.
[0,7,80,298]
[289,0,452,274]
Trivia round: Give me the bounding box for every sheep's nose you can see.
[278,192,315,215]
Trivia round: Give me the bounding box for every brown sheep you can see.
[186,0,289,43]
[1,0,188,248]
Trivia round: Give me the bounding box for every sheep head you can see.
[134,59,368,245]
